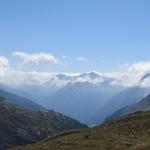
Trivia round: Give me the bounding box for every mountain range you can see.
[44,81,122,123]
[1,72,150,125]
[4,72,119,104]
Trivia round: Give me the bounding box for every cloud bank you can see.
[0,53,150,88]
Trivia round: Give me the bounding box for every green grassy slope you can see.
[11,111,150,150]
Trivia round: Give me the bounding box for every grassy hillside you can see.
[12,111,150,150]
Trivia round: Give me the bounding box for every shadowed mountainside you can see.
[0,97,87,150]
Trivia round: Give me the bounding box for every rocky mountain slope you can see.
[0,97,87,150]
[106,94,150,121]
[12,111,150,150]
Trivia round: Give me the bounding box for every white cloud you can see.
[106,61,150,87]
[0,56,10,68]
[61,55,66,59]
[77,57,88,62]
[127,61,150,74]
[0,56,10,77]
[13,51,59,65]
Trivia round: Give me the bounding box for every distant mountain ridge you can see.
[106,94,150,121]
[0,88,44,110]
[90,86,150,125]
[45,81,122,123]
[4,72,118,104]
[0,96,87,150]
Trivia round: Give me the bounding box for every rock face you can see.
[0,97,87,150]
[11,111,150,150]
[106,94,150,121]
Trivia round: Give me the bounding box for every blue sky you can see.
[0,0,150,72]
